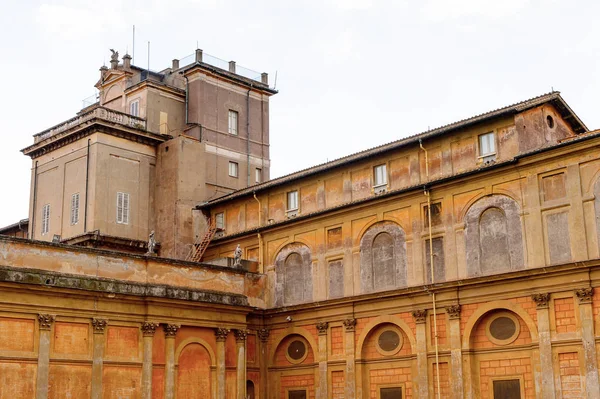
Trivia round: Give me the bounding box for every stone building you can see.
[1,49,600,399]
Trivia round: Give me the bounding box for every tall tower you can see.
[22,48,277,259]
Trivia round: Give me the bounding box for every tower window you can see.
[228,110,238,135]
[229,161,239,178]
[255,168,262,184]
[116,192,130,224]
[70,193,80,225]
[41,204,50,235]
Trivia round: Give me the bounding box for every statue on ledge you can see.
[147,230,156,255]
[233,244,242,267]
[110,49,119,62]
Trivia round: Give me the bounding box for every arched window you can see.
[360,222,407,293]
[274,243,313,306]
[479,207,511,274]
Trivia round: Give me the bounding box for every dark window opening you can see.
[380,387,402,399]
[493,379,521,399]
[288,390,307,399]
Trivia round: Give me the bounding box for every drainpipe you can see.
[253,192,264,273]
[184,75,189,125]
[419,139,441,399]
[246,87,251,187]
[84,139,91,233]
[31,160,38,239]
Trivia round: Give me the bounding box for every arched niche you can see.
[274,242,313,306]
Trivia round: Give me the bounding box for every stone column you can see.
[531,293,556,398]
[412,310,429,399]
[36,314,55,399]
[257,328,270,399]
[215,327,230,399]
[575,288,600,399]
[141,322,159,399]
[316,322,329,399]
[445,305,463,399]
[234,329,248,399]
[163,324,180,399]
[343,318,356,399]
[91,318,109,399]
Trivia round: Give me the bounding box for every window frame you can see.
[229,161,239,178]
[70,193,80,225]
[228,110,239,135]
[478,131,497,158]
[373,164,388,188]
[286,389,308,399]
[284,337,309,364]
[255,168,262,184]
[490,376,524,399]
[377,384,405,399]
[129,99,140,117]
[286,190,299,212]
[215,212,225,230]
[116,192,130,225]
[375,326,403,356]
[41,204,50,235]
[486,311,520,346]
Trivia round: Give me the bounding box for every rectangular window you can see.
[288,390,307,399]
[493,379,521,399]
[229,161,239,178]
[70,193,80,225]
[255,168,262,184]
[41,204,50,235]
[215,212,224,230]
[130,100,139,117]
[228,110,238,135]
[374,164,387,187]
[479,132,496,156]
[380,387,403,399]
[287,190,299,211]
[116,192,130,224]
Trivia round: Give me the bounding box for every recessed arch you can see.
[269,327,319,366]
[355,315,417,358]
[274,242,313,306]
[174,337,216,367]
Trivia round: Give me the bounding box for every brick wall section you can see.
[471,312,531,349]
[280,374,315,399]
[554,298,577,334]
[331,371,345,399]
[592,289,600,330]
[479,357,534,398]
[432,362,449,398]
[331,326,344,356]
[369,367,413,399]
[558,352,583,398]
[430,313,447,345]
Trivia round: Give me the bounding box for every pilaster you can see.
[412,309,429,399]
[234,329,248,399]
[91,317,108,399]
[532,293,556,399]
[575,288,599,399]
[316,322,329,399]
[163,323,180,399]
[215,327,230,399]
[36,314,55,399]
[141,322,159,399]
[257,328,270,399]
[343,318,356,399]
[445,305,463,399]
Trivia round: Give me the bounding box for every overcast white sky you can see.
[0,0,598,227]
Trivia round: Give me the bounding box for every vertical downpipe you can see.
[31,160,38,239]
[246,87,251,187]
[253,192,264,273]
[420,139,441,399]
[84,139,91,233]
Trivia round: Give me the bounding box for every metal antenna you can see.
[147,41,150,72]
[132,25,135,64]
[273,70,278,90]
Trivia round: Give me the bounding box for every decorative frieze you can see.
[343,318,356,331]
[316,322,329,335]
[215,327,230,342]
[38,314,56,330]
[91,318,108,334]
[141,321,160,337]
[234,329,248,342]
[163,323,181,338]
[532,293,551,309]
[257,328,270,342]
[445,305,461,320]
[575,288,594,304]
[412,309,428,324]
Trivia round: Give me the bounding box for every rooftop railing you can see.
[34,106,147,143]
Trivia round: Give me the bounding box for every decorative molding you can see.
[38,314,56,330]
[141,321,160,337]
[257,328,270,342]
[531,293,551,309]
[343,318,356,331]
[445,305,462,320]
[316,322,329,335]
[234,329,248,342]
[163,323,181,338]
[575,288,594,304]
[91,318,108,334]
[215,327,230,342]
[412,309,428,324]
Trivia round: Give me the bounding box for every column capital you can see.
[316,322,329,335]
[38,314,56,330]
[532,293,551,309]
[215,327,230,342]
[412,309,428,324]
[92,317,109,334]
[445,305,461,320]
[342,318,356,331]
[257,328,270,342]
[575,288,594,304]
[141,321,160,337]
[234,329,248,342]
[163,323,181,338]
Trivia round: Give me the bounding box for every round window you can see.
[487,313,520,345]
[375,327,403,356]
[286,339,307,363]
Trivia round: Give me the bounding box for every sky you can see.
[0,0,599,227]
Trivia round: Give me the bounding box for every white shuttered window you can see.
[116,192,130,224]
[41,204,50,234]
[70,193,80,225]
[287,191,298,211]
[373,164,387,187]
[228,110,238,135]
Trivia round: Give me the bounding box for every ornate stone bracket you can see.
[163,323,181,338]
[92,318,109,334]
[412,309,428,324]
[215,327,230,342]
[445,305,461,320]
[257,328,270,342]
[141,321,160,337]
[316,322,329,335]
[38,314,56,330]
[575,288,594,304]
[532,293,551,309]
[234,329,248,342]
[343,318,356,331]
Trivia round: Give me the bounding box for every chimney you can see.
[172,59,179,70]
[122,54,132,69]
[261,72,268,85]
[229,61,236,73]
[195,49,203,63]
